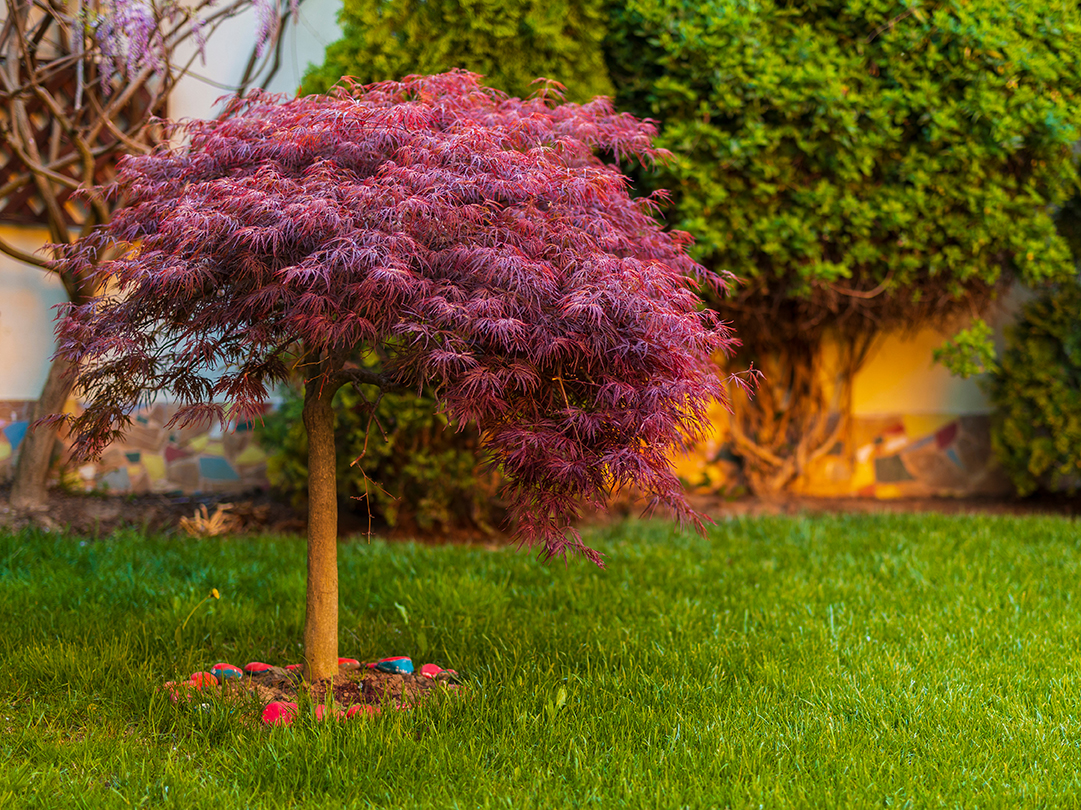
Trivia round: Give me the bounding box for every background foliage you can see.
[263,382,503,535]
[602,0,1081,491]
[301,0,614,101]
[984,280,1081,496]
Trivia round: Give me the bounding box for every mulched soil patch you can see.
[170,660,463,726]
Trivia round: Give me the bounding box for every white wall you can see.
[170,0,343,120]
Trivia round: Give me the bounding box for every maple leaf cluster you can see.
[54,71,743,561]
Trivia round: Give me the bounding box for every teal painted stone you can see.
[211,663,243,681]
[373,656,413,675]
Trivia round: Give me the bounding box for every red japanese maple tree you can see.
[52,72,745,681]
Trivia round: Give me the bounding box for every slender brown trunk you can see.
[302,378,339,682]
[10,355,76,511]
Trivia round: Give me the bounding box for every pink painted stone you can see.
[210,663,243,680]
[285,664,303,672]
[338,657,361,671]
[244,662,274,674]
[262,701,298,727]
[419,663,459,679]
[189,671,218,688]
[314,704,346,722]
[345,704,381,719]
[162,681,191,704]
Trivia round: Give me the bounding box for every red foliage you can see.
[53,71,744,561]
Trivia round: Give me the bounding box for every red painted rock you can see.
[345,704,381,719]
[262,701,298,727]
[188,671,218,688]
[244,662,274,675]
[210,663,243,681]
[285,664,303,672]
[338,657,361,671]
[419,663,460,681]
[373,656,413,675]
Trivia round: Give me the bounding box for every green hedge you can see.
[302,0,613,101]
[987,281,1081,496]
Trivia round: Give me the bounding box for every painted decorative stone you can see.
[244,662,274,675]
[338,658,361,671]
[211,663,243,681]
[371,656,413,675]
[345,704,381,719]
[285,664,303,672]
[419,663,457,679]
[262,701,298,727]
[188,671,218,688]
[161,681,190,704]
[314,704,345,722]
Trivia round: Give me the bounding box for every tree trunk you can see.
[302,379,339,682]
[9,354,76,511]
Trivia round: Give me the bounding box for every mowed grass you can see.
[2,513,1081,808]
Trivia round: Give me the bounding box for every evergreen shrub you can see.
[986,281,1081,496]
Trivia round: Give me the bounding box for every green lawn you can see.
[2,513,1081,808]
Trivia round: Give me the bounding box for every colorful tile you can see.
[234,444,267,466]
[101,467,131,491]
[199,456,239,481]
[935,422,959,449]
[3,421,28,450]
[142,453,166,482]
[164,445,190,463]
[874,455,915,483]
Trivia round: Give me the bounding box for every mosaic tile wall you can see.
[1,398,1011,498]
[0,400,270,495]
[673,410,1013,499]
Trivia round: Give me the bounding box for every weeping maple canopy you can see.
[53,71,742,561]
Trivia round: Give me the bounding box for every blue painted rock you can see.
[261,701,298,727]
[373,656,413,675]
[244,662,274,675]
[211,663,243,681]
[338,657,361,671]
[188,671,218,688]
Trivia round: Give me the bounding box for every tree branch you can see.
[0,231,50,268]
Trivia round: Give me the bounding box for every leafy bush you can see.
[301,0,614,101]
[985,281,1081,496]
[604,0,1081,492]
[263,382,503,534]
